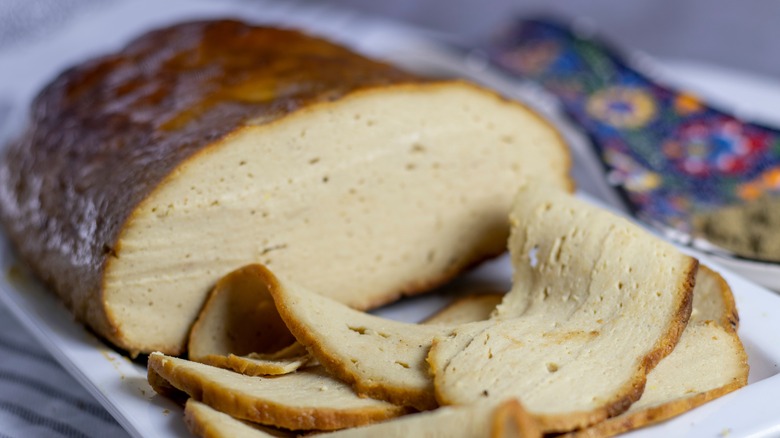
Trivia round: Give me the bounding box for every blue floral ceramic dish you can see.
[487,18,780,239]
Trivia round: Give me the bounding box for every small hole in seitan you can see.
[239,160,247,166]
[618,282,624,290]
[411,143,425,153]
[405,163,416,171]
[481,390,489,397]
[395,361,410,369]
[322,176,329,183]
[348,326,368,335]
[308,157,320,165]
[546,363,559,373]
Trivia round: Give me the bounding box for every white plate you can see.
[2,2,780,437]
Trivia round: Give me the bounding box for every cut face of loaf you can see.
[0,20,572,356]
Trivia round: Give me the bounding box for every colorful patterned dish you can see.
[487,18,780,264]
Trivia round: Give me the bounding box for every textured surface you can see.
[428,185,696,432]
[148,353,408,431]
[0,17,572,356]
[0,20,417,354]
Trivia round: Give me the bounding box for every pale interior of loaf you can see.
[102,82,570,354]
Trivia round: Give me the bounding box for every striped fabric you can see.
[0,304,128,438]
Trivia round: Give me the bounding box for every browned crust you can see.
[260,264,438,411]
[0,19,573,357]
[0,19,417,355]
[148,352,408,431]
[490,399,543,438]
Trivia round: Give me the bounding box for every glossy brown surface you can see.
[0,20,420,350]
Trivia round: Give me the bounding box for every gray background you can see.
[2,0,779,78]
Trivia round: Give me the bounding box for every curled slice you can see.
[260,262,450,410]
[148,352,407,431]
[188,265,297,362]
[184,398,541,438]
[567,266,748,438]
[209,353,313,377]
[428,186,697,432]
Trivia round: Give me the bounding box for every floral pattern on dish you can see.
[490,18,780,232]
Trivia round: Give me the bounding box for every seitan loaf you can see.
[0,20,572,356]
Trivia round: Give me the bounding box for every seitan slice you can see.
[147,352,407,431]
[184,398,541,438]
[184,399,293,438]
[566,266,748,438]
[188,265,311,376]
[427,185,696,432]
[260,263,450,411]
[0,20,573,356]
[189,265,297,362]
[204,353,313,377]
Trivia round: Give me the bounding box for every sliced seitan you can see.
[184,399,293,438]
[147,352,408,431]
[184,398,541,438]
[0,20,572,356]
[427,185,696,432]
[188,265,297,363]
[260,263,450,411]
[566,266,748,438]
